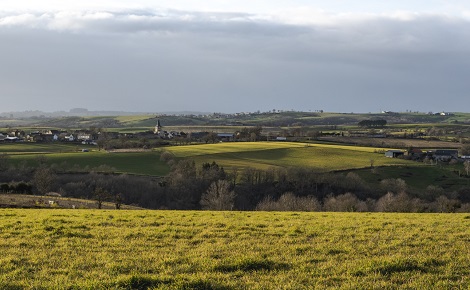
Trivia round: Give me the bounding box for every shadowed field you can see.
[1,143,169,176]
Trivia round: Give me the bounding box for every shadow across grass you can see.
[116,275,234,290]
[214,258,290,273]
[355,258,446,277]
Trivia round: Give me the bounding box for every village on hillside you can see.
[2,117,470,165]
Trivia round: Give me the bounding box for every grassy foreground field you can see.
[165,142,415,171]
[0,210,468,289]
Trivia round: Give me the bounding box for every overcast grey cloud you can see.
[1,8,470,113]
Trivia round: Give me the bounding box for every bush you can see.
[0,183,9,193]
[159,151,175,163]
[256,192,320,212]
[323,193,368,212]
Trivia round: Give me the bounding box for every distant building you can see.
[154,119,164,137]
[407,148,424,160]
[77,133,92,141]
[385,150,404,158]
[433,149,459,162]
[217,133,234,142]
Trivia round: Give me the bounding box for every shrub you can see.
[159,151,175,163]
[256,192,320,212]
[323,193,368,212]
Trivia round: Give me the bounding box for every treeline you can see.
[358,119,387,128]
[1,154,470,212]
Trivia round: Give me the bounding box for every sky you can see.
[1,1,470,113]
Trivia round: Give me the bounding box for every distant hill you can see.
[1,111,469,128]
[0,109,211,118]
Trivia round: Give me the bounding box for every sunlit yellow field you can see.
[165,142,414,171]
[0,210,468,289]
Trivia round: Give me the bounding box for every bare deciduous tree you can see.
[433,195,460,213]
[256,192,320,212]
[115,193,123,209]
[200,180,235,210]
[0,153,9,171]
[323,193,368,212]
[380,178,407,194]
[465,160,470,176]
[375,191,423,212]
[93,187,109,209]
[460,144,470,156]
[32,166,56,195]
[159,150,174,163]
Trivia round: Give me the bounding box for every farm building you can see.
[433,149,459,162]
[385,150,404,158]
[406,148,425,160]
[217,133,234,142]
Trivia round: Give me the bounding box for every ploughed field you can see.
[0,209,469,289]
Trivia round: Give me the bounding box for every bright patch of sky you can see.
[1,1,470,113]
[4,0,470,16]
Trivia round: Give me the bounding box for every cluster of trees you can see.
[257,190,469,212]
[0,181,32,194]
[1,152,470,212]
[236,126,263,141]
[358,119,387,128]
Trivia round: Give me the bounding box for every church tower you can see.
[154,119,162,135]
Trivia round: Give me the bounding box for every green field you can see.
[0,143,168,176]
[0,143,79,154]
[356,165,470,193]
[8,151,169,176]
[2,142,465,192]
[0,210,468,289]
[165,142,415,171]
[2,142,416,175]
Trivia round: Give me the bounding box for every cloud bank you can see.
[1,8,470,113]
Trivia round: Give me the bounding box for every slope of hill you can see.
[165,142,414,171]
[3,111,470,129]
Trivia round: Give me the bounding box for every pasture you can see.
[8,151,169,176]
[165,142,415,171]
[1,143,169,176]
[0,143,79,154]
[1,141,416,176]
[0,210,468,289]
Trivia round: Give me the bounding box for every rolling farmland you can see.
[9,151,169,176]
[1,143,169,176]
[2,141,415,175]
[165,142,415,171]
